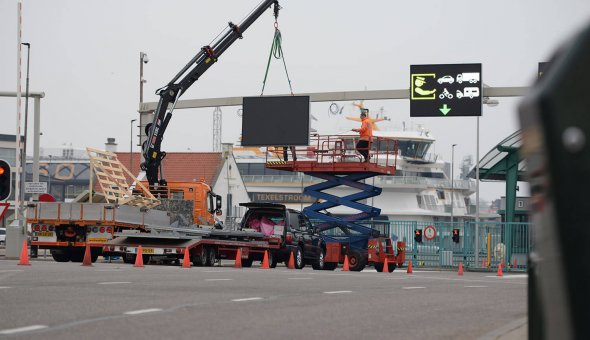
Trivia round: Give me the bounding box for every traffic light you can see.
[414,229,423,243]
[0,160,11,201]
[452,229,460,243]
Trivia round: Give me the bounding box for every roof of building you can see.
[468,130,526,181]
[114,152,224,186]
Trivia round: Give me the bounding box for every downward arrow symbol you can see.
[439,104,451,115]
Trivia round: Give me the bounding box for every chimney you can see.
[105,138,117,152]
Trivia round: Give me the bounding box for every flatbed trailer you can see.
[26,202,169,262]
[105,226,283,266]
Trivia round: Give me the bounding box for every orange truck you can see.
[26,181,221,263]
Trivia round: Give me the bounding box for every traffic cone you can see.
[287,251,295,269]
[234,248,242,269]
[81,245,93,266]
[182,247,191,268]
[407,260,413,274]
[497,262,503,277]
[18,239,30,266]
[134,245,144,268]
[342,255,350,271]
[458,262,464,276]
[382,258,389,273]
[261,250,270,269]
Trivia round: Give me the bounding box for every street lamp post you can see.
[48,155,52,195]
[20,42,30,208]
[130,119,137,174]
[139,52,148,103]
[451,144,457,226]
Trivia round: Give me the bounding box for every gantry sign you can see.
[410,63,482,117]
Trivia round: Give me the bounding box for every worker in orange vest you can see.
[352,109,373,162]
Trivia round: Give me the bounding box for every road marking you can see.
[97,281,131,285]
[465,285,488,288]
[0,325,48,335]
[0,269,23,273]
[0,286,12,289]
[416,276,526,285]
[232,297,263,302]
[95,269,124,272]
[205,279,233,281]
[124,308,163,315]
[287,277,312,280]
[203,270,228,273]
[402,286,426,290]
[486,274,528,279]
[324,291,352,294]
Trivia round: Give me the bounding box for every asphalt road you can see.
[0,259,527,339]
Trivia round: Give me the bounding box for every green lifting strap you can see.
[261,27,294,96]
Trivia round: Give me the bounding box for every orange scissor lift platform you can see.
[265,135,406,272]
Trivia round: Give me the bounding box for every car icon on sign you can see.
[437,75,454,84]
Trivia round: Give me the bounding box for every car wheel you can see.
[205,247,216,267]
[312,249,326,270]
[348,250,366,272]
[294,247,305,269]
[267,251,278,268]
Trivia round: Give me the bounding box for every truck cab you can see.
[239,203,324,269]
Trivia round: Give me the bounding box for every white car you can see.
[0,227,6,246]
[437,75,454,84]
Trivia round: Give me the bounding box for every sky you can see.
[1,0,589,202]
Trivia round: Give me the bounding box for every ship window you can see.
[416,195,423,207]
[436,190,445,199]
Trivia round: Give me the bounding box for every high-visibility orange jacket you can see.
[358,117,373,142]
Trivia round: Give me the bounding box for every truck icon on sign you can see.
[456,87,480,99]
[456,72,480,84]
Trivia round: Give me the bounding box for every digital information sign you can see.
[241,95,310,146]
[410,63,482,117]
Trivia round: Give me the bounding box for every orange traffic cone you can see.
[407,260,413,274]
[261,250,270,269]
[134,245,144,268]
[81,245,93,266]
[287,251,295,269]
[458,262,464,276]
[18,239,30,266]
[382,258,389,273]
[234,248,242,269]
[497,262,503,277]
[342,255,350,272]
[182,247,191,268]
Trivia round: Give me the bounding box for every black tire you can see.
[70,249,85,263]
[91,248,101,263]
[242,258,253,268]
[142,254,150,265]
[347,250,367,272]
[268,251,278,268]
[192,247,207,266]
[323,262,338,271]
[205,247,216,267]
[123,253,136,264]
[51,250,71,262]
[312,249,326,270]
[387,263,397,273]
[374,263,384,272]
[294,247,305,269]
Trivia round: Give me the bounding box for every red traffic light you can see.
[0,159,11,201]
[0,167,5,176]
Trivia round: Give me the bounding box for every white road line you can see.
[97,282,131,285]
[465,285,488,288]
[0,269,24,273]
[205,279,233,281]
[287,277,312,280]
[402,286,426,290]
[0,286,12,289]
[324,290,352,294]
[203,270,228,273]
[124,308,163,315]
[0,325,48,335]
[232,297,263,302]
[95,269,124,272]
[486,274,528,279]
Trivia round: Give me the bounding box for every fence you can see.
[380,221,532,271]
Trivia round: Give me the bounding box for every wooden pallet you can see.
[86,147,160,209]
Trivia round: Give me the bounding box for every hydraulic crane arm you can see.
[141,0,280,188]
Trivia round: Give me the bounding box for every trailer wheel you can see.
[374,263,384,272]
[348,250,366,272]
[294,247,305,269]
[205,247,216,267]
[387,263,397,273]
[242,258,253,268]
[51,250,71,262]
[268,251,278,268]
[123,253,136,264]
[193,247,207,266]
[70,248,85,263]
[91,248,101,263]
[312,249,326,270]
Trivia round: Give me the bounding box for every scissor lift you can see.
[266,135,406,271]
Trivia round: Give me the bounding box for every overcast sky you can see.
[1,0,589,202]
